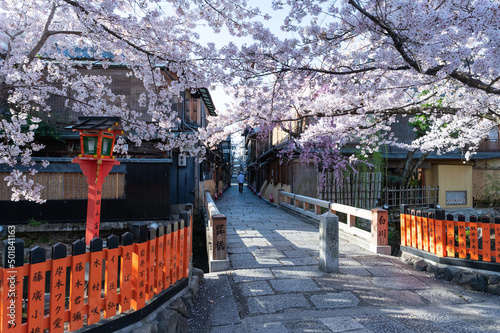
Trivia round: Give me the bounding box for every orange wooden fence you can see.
[0,206,193,333]
[400,209,500,262]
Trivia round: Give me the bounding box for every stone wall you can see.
[401,252,500,295]
[116,268,204,333]
[262,183,291,201]
[202,180,216,196]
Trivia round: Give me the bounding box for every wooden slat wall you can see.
[0,172,125,200]
[319,172,382,209]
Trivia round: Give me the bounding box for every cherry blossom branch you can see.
[348,0,500,95]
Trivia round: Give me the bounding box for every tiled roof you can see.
[71,116,122,130]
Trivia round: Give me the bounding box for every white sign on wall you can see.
[446,191,467,205]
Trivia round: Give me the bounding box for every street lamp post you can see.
[71,117,125,245]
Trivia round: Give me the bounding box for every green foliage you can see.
[409,88,448,138]
[481,172,500,194]
[1,108,64,141]
[28,218,43,227]
[474,172,500,208]
[419,89,445,108]
[408,115,431,138]
[25,116,64,141]
[408,178,421,188]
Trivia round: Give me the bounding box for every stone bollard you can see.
[319,212,339,273]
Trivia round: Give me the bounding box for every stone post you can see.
[319,212,339,273]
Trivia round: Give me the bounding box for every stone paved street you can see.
[189,182,500,332]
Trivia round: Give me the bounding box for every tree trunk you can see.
[400,150,429,187]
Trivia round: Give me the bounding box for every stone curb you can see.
[401,252,500,295]
[119,267,205,333]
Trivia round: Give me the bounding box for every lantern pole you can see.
[70,117,124,245]
[73,158,119,245]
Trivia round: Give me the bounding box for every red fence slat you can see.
[428,212,435,254]
[416,211,423,250]
[119,233,134,312]
[1,220,191,333]
[495,217,500,262]
[411,210,417,248]
[156,226,165,292]
[457,215,467,259]
[446,214,455,258]
[470,216,479,260]
[147,228,156,300]
[88,238,104,325]
[105,236,120,318]
[482,217,491,262]
[422,212,429,252]
[50,251,67,333]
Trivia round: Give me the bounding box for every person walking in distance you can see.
[237,172,245,193]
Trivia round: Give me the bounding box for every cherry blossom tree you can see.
[0,0,262,202]
[2,0,500,202]
[206,0,500,179]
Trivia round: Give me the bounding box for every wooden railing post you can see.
[347,214,356,228]
[1,238,24,333]
[370,209,391,255]
[278,189,284,205]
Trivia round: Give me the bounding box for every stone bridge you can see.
[189,182,500,332]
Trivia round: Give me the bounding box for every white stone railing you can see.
[278,190,390,255]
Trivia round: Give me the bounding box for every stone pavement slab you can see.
[319,317,366,332]
[239,281,274,297]
[190,183,500,332]
[309,291,360,308]
[269,278,320,292]
[248,294,310,314]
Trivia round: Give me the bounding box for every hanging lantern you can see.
[71,116,124,159]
